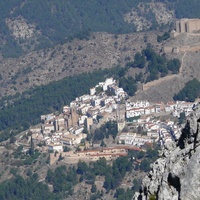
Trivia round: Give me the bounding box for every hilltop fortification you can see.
[176,18,200,33]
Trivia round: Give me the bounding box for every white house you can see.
[74,126,84,135]
[126,100,150,110]
[118,132,153,146]
[138,116,150,123]
[78,115,88,125]
[165,102,176,113]
[61,133,86,145]
[101,97,115,106]
[48,144,63,152]
[126,107,145,118]
[104,106,113,113]
[144,106,155,115]
[43,123,55,134]
[102,78,115,91]
[91,98,102,107]
[155,102,165,112]
[147,130,159,138]
[90,87,96,95]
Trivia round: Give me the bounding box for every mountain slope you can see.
[0,0,139,57]
[1,0,200,58]
[0,31,158,98]
[1,0,197,58]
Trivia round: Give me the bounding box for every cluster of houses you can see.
[118,117,177,147]
[125,100,196,118]
[122,100,197,147]
[31,78,127,153]
[26,77,198,164]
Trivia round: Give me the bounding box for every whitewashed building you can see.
[48,144,63,152]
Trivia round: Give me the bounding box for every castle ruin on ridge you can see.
[175,18,200,33]
[162,18,200,53]
[170,18,200,38]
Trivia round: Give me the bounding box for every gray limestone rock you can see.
[134,103,200,200]
[180,145,200,200]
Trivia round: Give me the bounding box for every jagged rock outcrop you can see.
[134,103,200,200]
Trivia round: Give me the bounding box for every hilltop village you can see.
[20,78,196,165]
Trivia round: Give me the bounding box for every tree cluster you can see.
[125,52,146,69]
[115,188,135,200]
[119,76,137,96]
[93,121,118,142]
[0,146,160,199]
[0,174,59,200]
[142,48,180,82]
[174,0,200,18]
[157,32,170,43]
[173,78,200,102]
[46,165,77,195]
[124,47,181,83]
[129,144,160,172]
[75,156,132,192]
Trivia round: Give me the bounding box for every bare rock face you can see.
[6,17,39,39]
[124,2,174,32]
[134,103,200,200]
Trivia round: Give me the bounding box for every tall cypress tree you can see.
[29,135,34,155]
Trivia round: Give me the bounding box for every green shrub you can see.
[149,194,156,200]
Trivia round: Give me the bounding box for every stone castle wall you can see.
[176,18,200,33]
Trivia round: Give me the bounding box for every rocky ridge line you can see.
[134,102,200,200]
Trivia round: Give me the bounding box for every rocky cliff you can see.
[134,103,200,200]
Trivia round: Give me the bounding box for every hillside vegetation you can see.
[0,0,199,57]
[174,0,200,19]
[0,146,160,200]
[0,0,139,57]
[173,78,200,102]
[157,0,200,18]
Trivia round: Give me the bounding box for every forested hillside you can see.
[0,0,199,57]
[0,147,160,200]
[174,0,200,19]
[0,0,139,57]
